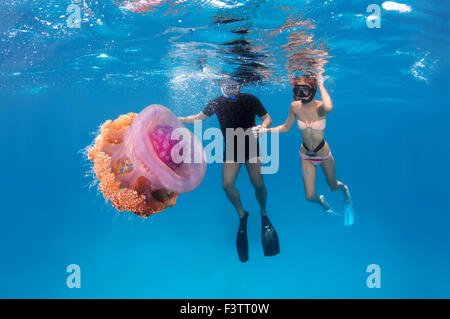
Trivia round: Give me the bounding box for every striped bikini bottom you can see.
[300,150,332,166]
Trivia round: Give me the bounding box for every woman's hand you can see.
[315,70,326,84]
[315,71,333,114]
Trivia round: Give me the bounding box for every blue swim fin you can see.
[344,202,355,226]
[343,187,355,226]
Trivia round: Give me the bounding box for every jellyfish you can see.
[87,104,206,217]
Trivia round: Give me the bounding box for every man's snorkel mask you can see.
[220,80,242,101]
[292,74,317,103]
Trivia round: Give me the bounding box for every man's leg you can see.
[224,162,250,262]
[222,162,246,218]
[245,160,267,216]
[246,159,279,256]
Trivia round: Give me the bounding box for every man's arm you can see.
[253,95,272,129]
[259,113,272,128]
[178,112,209,124]
[253,103,296,135]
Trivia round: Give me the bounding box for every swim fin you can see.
[261,215,280,257]
[344,188,355,226]
[236,212,249,263]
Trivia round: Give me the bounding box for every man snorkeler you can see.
[179,79,280,262]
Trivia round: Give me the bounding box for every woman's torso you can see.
[292,100,330,156]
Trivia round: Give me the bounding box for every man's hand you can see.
[178,112,209,124]
[251,125,267,138]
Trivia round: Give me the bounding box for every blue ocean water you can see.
[0,0,449,298]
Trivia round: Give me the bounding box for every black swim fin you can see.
[261,215,280,257]
[236,212,249,263]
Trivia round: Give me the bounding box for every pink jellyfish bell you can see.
[88,104,206,217]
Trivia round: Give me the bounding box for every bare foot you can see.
[344,185,352,204]
[319,195,341,216]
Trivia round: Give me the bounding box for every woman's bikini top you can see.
[297,118,326,131]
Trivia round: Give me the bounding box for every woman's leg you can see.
[321,155,354,225]
[302,158,336,214]
[301,158,320,204]
[321,155,350,202]
[222,162,246,218]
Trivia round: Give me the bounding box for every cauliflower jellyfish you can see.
[87,104,206,217]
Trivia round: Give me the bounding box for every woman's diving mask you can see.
[293,83,316,103]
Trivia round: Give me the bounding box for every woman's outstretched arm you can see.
[254,103,296,134]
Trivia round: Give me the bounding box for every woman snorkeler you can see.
[252,72,354,225]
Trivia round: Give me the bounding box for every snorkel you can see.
[221,89,237,100]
